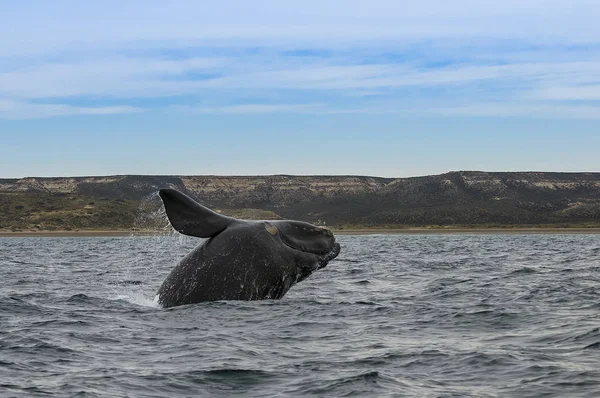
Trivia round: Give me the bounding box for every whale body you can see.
[156,189,341,307]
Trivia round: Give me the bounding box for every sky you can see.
[1,0,599,178]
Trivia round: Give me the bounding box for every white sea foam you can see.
[113,291,160,308]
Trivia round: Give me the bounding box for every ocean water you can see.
[1,234,600,397]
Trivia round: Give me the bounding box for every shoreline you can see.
[334,227,600,235]
[2,227,600,237]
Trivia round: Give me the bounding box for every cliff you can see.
[1,172,599,231]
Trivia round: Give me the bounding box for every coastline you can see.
[2,227,600,237]
[333,227,600,235]
[0,230,139,237]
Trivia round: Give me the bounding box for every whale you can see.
[156,188,341,307]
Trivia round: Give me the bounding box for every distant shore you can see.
[0,230,140,237]
[334,227,600,235]
[2,227,600,237]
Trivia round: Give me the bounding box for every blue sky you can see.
[1,0,599,178]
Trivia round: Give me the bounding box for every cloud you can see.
[183,103,325,114]
[171,100,600,120]
[0,57,226,99]
[530,85,600,101]
[212,62,600,91]
[4,57,600,99]
[0,1,599,120]
[2,0,600,58]
[0,100,142,119]
[432,103,600,119]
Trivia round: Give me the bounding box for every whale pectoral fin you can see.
[272,220,336,256]
[159,188,234,238]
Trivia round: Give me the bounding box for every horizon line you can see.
[3,170,600,181]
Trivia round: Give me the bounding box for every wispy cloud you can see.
[2,1,600,56]
[0,57,226,99]
[170,100,600,120]
[530,85,600,101]
[4,59,600,97]
[182,103,325,114]
[0,1,599,120]
[0,100,142,119]
[433,103,600,119]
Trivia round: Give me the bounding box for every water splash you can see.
[113,291,160,308]
[106,191,200,307]
[132,191,174,235]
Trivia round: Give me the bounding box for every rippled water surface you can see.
[1,234,600,397]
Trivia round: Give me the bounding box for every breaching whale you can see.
[156,189,341,307]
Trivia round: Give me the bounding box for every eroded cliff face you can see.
[181,175,392,207]
[1,172,599,229]
[0,175,394,205]
[363,172,600,226]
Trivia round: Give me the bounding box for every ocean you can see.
[1,234,599,397]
